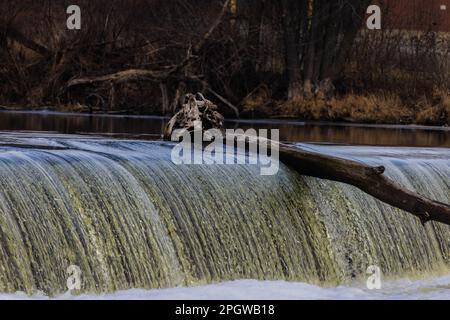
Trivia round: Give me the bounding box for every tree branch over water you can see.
[278,143,450,226]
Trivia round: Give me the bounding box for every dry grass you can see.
[241,85,276,117]
[244,89,450,126]
[334,93,414,123]
[277,92,414,124]
[415,89,450,125]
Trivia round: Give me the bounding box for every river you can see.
[0,111,448,299]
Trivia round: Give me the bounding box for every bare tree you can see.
[280,0,371,100]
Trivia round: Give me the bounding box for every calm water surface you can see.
[0,111,448,147]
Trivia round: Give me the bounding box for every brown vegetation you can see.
[247,89,450,125]
[0,0,449,125]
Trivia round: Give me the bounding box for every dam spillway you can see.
[0,133,448,295]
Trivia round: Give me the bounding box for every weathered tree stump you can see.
[163,93,224,140]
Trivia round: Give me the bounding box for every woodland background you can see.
[0,0,449,125]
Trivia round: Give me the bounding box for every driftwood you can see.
[164,93,224,140]
[277,144,450,226]
[67,69,171,88]
[164,94,450,226]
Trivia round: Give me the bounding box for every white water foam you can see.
[1,275,450,300]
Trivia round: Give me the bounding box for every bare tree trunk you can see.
[281,0,304,100]
[109,83,116,111]
[280,0,370,101]
[255,1,266,72]
[315,1,338,99]
[160,82,169,114]
[332,0,372,77]
[302,0,319,99]
[171,81,186,113]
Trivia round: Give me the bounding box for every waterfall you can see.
[0,134,448,295]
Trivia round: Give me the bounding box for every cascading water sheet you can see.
[0,134,448,295]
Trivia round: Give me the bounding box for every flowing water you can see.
[0,132,448,296]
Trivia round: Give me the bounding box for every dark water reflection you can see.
[0,111,448,147]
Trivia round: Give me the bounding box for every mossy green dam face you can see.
[0,134,449,295]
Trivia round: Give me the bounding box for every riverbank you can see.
[241,90,450,127]
[3,90,449,127]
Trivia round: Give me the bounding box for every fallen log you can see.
[66,69,169,88]
[277,143,450,226]
[164,93,450,226]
